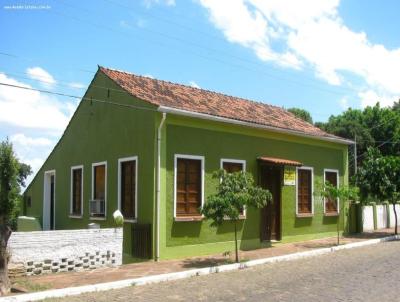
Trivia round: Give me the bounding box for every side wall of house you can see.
[159,114,348,259]
[24,71,158,263]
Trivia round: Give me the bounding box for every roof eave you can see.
[158,106,354,145]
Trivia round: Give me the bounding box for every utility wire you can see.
[0,69,336,119]
[0,82,158,112]
[44,7,361,98]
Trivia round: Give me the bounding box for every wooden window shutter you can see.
[72,168,82,215]
[121,160,136,219]
[176,158,201,216]
[325,171,338,213]
[94,165,105,200]
[222,161,244,215]
[222,162,243,173]
[298,169,312,214]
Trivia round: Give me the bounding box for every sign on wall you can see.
[284,167,296,186]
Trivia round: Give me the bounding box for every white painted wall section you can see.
[362,206,374,231]
[8,228,122,275]
[376,205,387,229]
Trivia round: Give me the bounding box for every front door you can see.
[260,165,282,241]
[43,170,55,230]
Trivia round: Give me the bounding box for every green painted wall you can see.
[24,70,349,262]
[159,114,348,259]
[24,71,158,262]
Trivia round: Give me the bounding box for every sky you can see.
[1,0,400,185]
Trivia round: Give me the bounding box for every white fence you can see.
[362,204,400,232]
[389,204,400,228]
[376,205,388,229]
[362,206,375,231]
[9,228,123,276]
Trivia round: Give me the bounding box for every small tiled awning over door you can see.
[257,156,302,166]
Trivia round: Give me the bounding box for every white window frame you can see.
[174,154,205,218]
[70,165,83,218]
[323,169,340,214]
[220,158,246,172]
[220,158,247,217]
[118,156,138,223]
[296,166,314,216]
[91,161,107,220]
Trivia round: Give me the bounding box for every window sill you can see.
[69,215,83,219]
[90,216,106,221]
[324,212,339,217]
[174,216,203,222]
[296,213,314,218]
[223,215,246,221]
[124,219,138,223]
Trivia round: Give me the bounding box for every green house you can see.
[24,66,352,263]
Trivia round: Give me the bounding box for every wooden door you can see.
[50,175,55,230]
[260,165,282,241]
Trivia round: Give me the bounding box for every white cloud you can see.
[189,81,200,88]
[339,97,349,110]
[26,67,56,89]
[68,82,86,90]
[10,133,52,147]
[143,0,175,8]
[358,89,397,108]
[199,0,400,107]
[0,73,76,186]
[8,133,57,187]
[0,73,76,132]
[144,74,154,79]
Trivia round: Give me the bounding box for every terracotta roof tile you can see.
[99,66,347,142]
[257,156,302,166]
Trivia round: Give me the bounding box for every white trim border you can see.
[3,235,398,302]
[158,106,353,145]
[91,161,107,220]
[295,166,314,216]
[173,154,205,218]
[70,165,84,217]
[117,156,138,223]
[323,169,340,214]
[220,158,247,217]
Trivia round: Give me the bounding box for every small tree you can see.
[201,170,272,263]
[318,181,358,245]
[356,148,400,234]
[0,140,31,295]
[287,108,313,124]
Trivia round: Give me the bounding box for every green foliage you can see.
[355,147,400,204]
[0,139,31,227]
[316,103,400,170]
[287,108,313,124]
[318,181,359,205]
[201,170,272,226]
[201,170,271,262]
[393,100,400,112]
[0,140,20,225]
[316,181,358,244]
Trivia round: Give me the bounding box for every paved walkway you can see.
[46,238,400,302]
[11,229,395,293]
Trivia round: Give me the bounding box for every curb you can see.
[2,235,399,302]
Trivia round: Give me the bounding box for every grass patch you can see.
[12,278,52,293]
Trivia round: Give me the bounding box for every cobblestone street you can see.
[46,240,400,302]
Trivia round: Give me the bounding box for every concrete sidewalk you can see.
[9,229,395,293]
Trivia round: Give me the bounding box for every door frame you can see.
[259,164,283,241]
[43,170,56,230]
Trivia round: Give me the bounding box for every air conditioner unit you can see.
[89,199,105,217]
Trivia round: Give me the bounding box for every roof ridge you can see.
[99,66,289,113]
